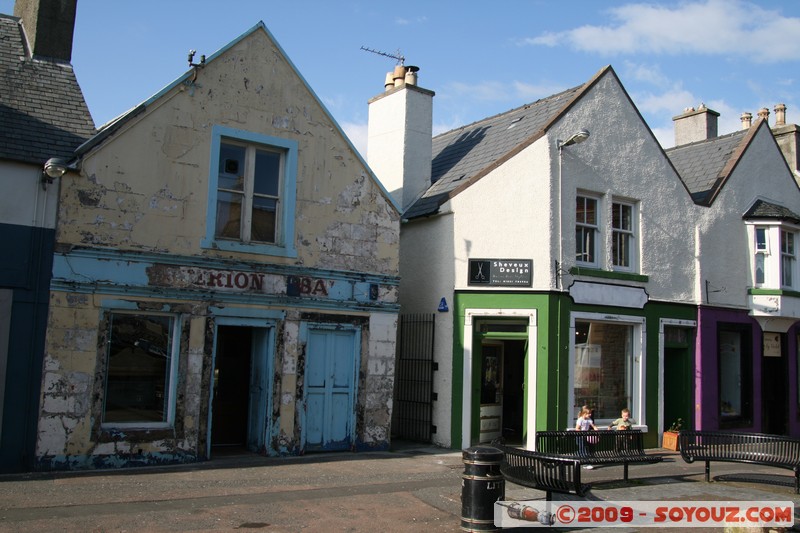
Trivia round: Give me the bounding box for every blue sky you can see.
[4,0,800,156]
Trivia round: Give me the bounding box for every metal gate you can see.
[392,313,435,442]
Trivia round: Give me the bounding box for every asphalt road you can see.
[0,445,798,532]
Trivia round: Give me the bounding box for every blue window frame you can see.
[203,125,298,257]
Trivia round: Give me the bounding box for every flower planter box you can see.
[662,431,679,451]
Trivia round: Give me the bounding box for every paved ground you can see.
[0,443,797,532]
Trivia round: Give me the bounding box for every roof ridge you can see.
[665,128,747,152]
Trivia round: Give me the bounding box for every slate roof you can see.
[0,14,94,165]
[743,198,800,224]
[664,128,751,205]
[403,84,584,219]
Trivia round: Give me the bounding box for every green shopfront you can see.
[450,287,696,450]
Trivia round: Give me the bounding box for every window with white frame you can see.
[102,312,179,426]
[203,125,298,257]
[781,229,796,288]
[611,201,635,270]
[754,227,768,285]
[576,195,598,265]
[216,142,282,244]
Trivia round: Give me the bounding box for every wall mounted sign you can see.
[569,280,648,309]
[763,332,781,357]
[468,259,532,287]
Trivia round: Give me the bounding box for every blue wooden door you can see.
[304,328,358,451]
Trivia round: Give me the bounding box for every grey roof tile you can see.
[665,129,748,205]
[404,86,582,219]
[743,198,800,223]
[0,15,94,165]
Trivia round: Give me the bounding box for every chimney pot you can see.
[741,112,753,129]
[758,107,770,122]
[392,65,406,87]
[404,65,419,86]
[384,72,394,91]
[775,103,787,126]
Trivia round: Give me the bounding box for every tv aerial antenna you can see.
[360,46,405,65]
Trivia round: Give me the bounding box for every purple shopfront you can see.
[695,306,799,436]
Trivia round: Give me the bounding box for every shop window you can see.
[718,325,752,427]
[573,319,637,423]
[102,313,178,426]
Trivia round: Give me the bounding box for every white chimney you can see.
[741,112,752,129]
[367,67,434,210]
[673,104,719,145]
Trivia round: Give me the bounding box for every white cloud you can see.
[622,61,669,86]
[341,121,369,160]
[523,0,800,63]
[513,81,570,101]
[445,79,570,105]
[632,87,697,116]
[446,80,513,102]
[650,125,674,149]
[395,15,428,25]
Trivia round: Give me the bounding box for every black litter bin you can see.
[461,445,504,532]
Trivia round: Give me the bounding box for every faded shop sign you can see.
[468,259,532,287]
[147,265,338,298]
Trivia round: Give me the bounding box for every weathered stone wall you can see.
[36,25,400,469]
[57,27,399,275]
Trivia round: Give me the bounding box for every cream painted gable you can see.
[61,22,399,276]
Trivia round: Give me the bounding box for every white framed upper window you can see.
[203,126,298,258]
[754,226,768,285]
[781,229,796,288]
[216,142,283,244]
[575,195,598,266]
[611,200,636,271]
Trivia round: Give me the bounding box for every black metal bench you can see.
[535,429,663,481]
[678,431,800,494]
[495,443,590,500]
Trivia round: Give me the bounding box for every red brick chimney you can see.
[14,0,77,62]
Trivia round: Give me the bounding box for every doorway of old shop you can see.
[210,323,273,457]
[475,321,527,445]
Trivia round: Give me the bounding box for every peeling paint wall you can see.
[57,30,399,273]
[37,25,400,470]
